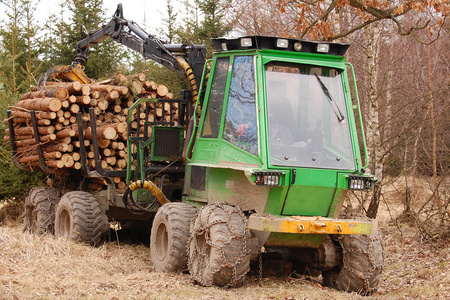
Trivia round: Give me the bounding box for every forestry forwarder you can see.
[7,4,383,294]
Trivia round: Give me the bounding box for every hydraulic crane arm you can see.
[38,3,206,104]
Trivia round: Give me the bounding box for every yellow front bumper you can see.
[248,214,378,235]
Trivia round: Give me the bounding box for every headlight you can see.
[317,43,330,53]
[240,38,253,47]
[348,175,374,190]
[276,38,289,48]
[254,172,283,186]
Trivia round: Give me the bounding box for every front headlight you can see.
[254,172,283,186]
[348,175,374,190]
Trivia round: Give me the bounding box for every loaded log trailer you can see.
[6,4,382,294]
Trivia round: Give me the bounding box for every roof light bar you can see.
[211,36,350,56]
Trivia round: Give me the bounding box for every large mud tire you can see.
[188,203,251,287]
[23,187,60,234]
[54,191,109,246]
[150,202,197,272]
[322,234,383,295]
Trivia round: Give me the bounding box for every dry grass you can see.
[0,222,449,300]
[0,176,448,299]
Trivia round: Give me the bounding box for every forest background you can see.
[0,0,448,240]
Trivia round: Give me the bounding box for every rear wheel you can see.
[54,191,109,246]
[23,187,59,234]
[322,234,383,295]
[150,202,197,272]
[188,203,251,287]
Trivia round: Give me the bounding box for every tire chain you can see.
[23,187,59,234]
[188,202,251,287]
[333,234,384,295]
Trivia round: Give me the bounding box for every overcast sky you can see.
[0,0,181,35]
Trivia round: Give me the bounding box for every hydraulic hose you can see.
[176,56,199,104]
[129,180,169,205]
[123,180,170,214]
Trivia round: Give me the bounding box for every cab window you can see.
[222,56,257,155]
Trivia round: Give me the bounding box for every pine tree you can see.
[41,0,127,80]
[0,0,44,201]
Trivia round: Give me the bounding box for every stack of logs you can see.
[3,73,179,192]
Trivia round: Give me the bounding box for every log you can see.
[83,125,117,140]
[61,100,70,108]
[116,159,126,169]
[106,156,116,165]
[112,73,128,85]
[15,125,55,136]
[130,81,143,95]
[61,154,74,168]
[133,73,146,82]
[14,134,57,147]
[69,95,90,105]
[156,85,169,97]
[89,84,112,93]
[117,181,127,190]
[108,122,127,133]
[11,110,56,120]
[90,91,100,99]
[18,151,62,164]
[104,91,120,102]
[20,88,69,101]
[43,143,71,152]
[70,104,80,114]
[55,128,76,138]
[98,139,111,148]
[43,81,82,94]
[44,160,65,169]
[111,85,129,95]
[143,80,157,91]
[97,99,109,111]
[81,84,91,95]
[16,98,62,112]
[72,152,81,162]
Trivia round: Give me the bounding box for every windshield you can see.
[266,61,355,170]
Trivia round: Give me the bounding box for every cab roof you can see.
[212,36,350,56]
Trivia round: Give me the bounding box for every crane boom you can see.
[38,3,206,104]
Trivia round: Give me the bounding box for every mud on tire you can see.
[188,203,251,287]
[54,191,109,246]
[23,187,60,234]
[322,234,383,295]
[150,202,197,272]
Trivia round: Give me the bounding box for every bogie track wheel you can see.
[150,202,197,272]
[23,187,60,234]
[188,203,251,287]
[322,234,383,295]
[54,191,109,246]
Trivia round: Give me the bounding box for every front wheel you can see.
[54,191,109,246]
[322,234,383,295]
[150,202,197,272]
[188,203,251,287]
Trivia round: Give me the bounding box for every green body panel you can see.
[281,169,347,217]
